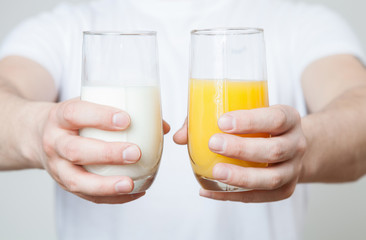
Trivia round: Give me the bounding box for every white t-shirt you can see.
[0,0,364,239]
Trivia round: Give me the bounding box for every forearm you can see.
[300,85,366,183]
[0,82,53,170]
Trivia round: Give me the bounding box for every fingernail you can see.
[218,115,234,131]
[213,165,230,180]
[113,112,129,129]
[209,135,226,152]
[115,180,132,193]
[123,145,141,163]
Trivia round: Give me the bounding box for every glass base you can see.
[195,174,251,192]
[130,172,157,194]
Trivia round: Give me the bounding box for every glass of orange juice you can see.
[188,28,270,192]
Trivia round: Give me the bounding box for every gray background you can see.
[0,0,365,239]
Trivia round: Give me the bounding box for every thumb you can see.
[173,118,188,145]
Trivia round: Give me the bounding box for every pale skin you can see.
[1,54,366,204]
[174,54,366,202]
[0,56,170,204]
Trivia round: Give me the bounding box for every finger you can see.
[208,133,298,164]
[163,120,171,134]
[56,175,145,204]
[173,118,187,145]
[57,161,135,196]
[211,160,298,190]
[218,105,300,135]
[75,192,146,204]
[199,181,297,203]
[55,135,141,165]
[56,99,130,130]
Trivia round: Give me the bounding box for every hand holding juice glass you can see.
[188,28,270,192]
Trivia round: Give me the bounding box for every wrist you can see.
[15,99,55,169]
[298,115,319,183]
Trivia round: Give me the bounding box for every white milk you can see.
[80,86,163,187]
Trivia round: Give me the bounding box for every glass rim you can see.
[83,31,157,36]
[191,27,263,36]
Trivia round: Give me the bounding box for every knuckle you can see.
[268,141,285,162]
[63,140,80,164]
[48,107,58,122]
[42,137,54,156]
[64,176,80,194]
[297,137,307,155]
[42,121,57,156]
[268,173,283,189]
[62,102,77,124]
[272,107,287,131]
[48,163,60,181]
[292,156,303,176]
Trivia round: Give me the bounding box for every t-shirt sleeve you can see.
[0,3,75,89]
[289,5,366,78]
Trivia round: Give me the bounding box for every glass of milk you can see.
[80,31,163,193]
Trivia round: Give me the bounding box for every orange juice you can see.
[188,79,270,185]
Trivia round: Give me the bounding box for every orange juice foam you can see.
[188,79,270,179]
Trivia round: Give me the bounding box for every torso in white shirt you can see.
[0,0,364,239]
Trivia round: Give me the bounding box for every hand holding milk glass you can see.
[188,28,270,192]
[80,31,163,193]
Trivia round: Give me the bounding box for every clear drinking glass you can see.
[188,28,270,192]
[80,31,163,193]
